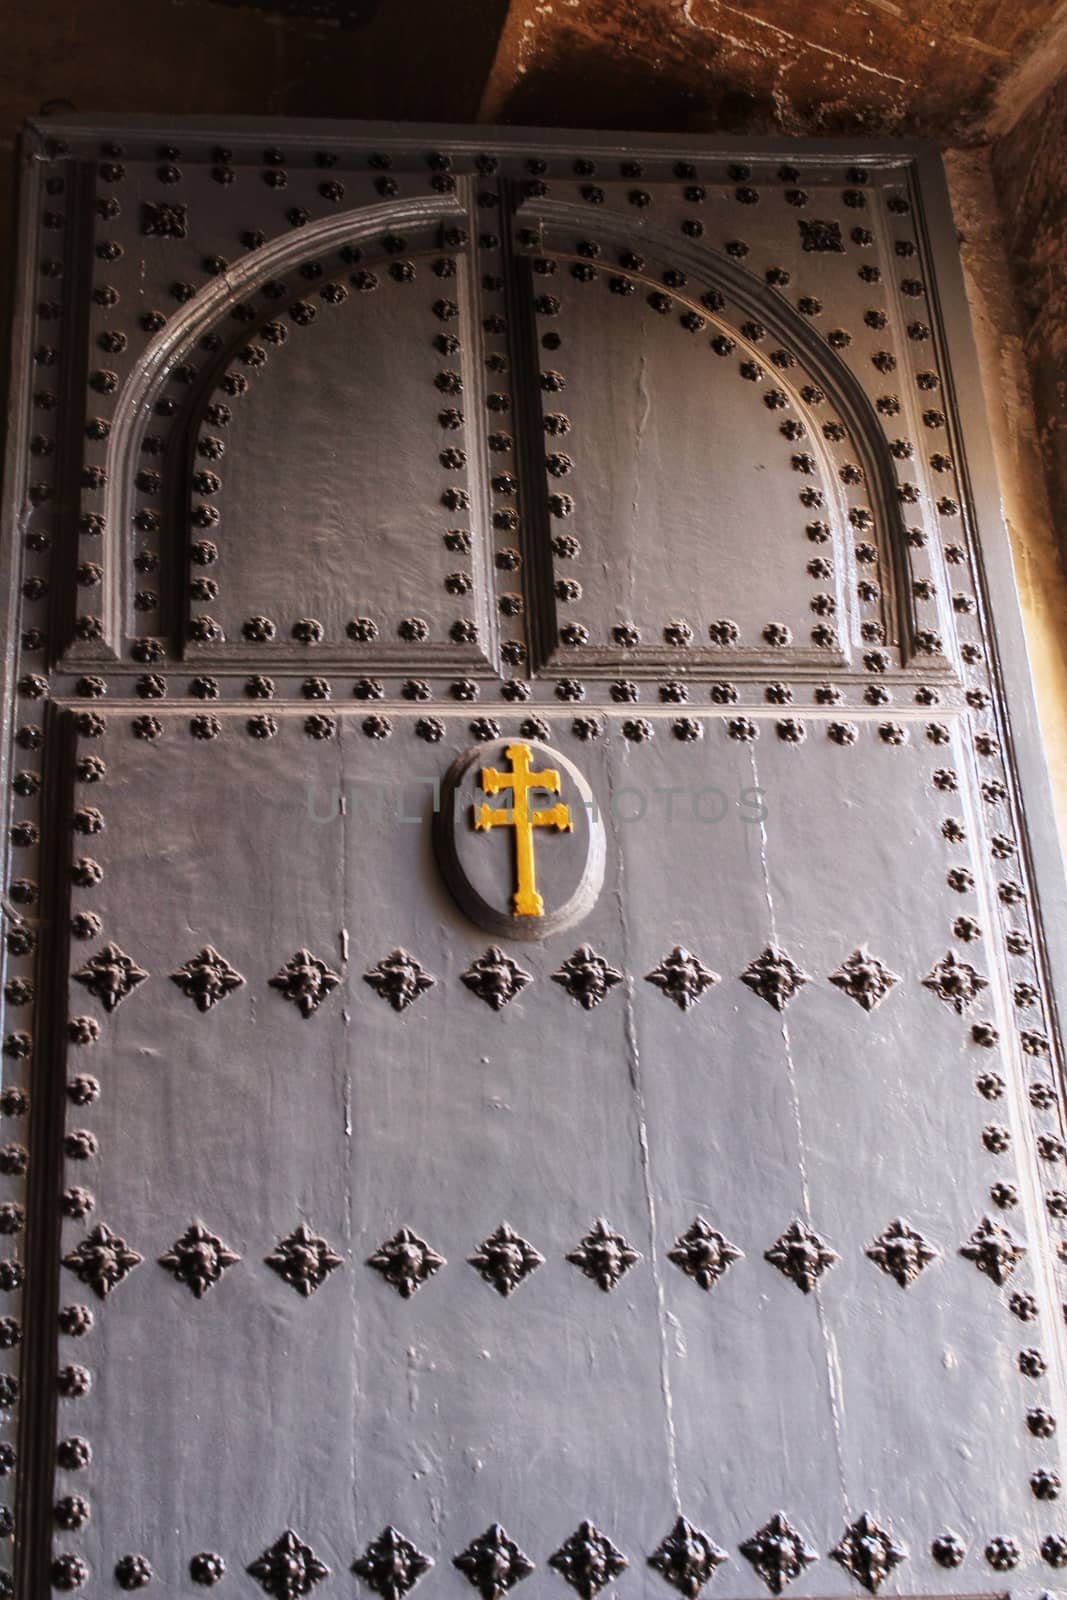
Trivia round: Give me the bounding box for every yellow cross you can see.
[473,742,573,917]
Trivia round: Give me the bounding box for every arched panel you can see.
[182,247,491,660]
[531,258,852,663]
[81,190,499,670]
[514,202,948,679]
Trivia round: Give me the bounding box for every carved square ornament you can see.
[454,1525,534,1600]
[765,1220,839,1292]
[646,947,720,1010]
[648,1518,728,1596]
[62,1223,142,1299]
[740,948,811,1010]
[73,943,149,1012]
[170,945,244,1011]
[549,1523,628,1599]
[248,1530,329,1597]
[668,1218,743,1290]
[739,1513,818,1593]
[468,1223,545,1296]
[354,1528,433,1600]
[367,1229,446,1297]
[567,1219,641,1290]
[865,1218,939,1287]
[159,1220,240,1298]
[265,1224,342,1296]
[828,948,900,1010]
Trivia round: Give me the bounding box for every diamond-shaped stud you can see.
[831,1513,907,1594]
[922,952,988,1013]
[865,1219,938,1288]
[269,949,341,1017]
[159,1219,240,1298]
[566,1219,641,1291]
[265,1222,342,1296]
[367,1228,446,1298]
[959,1215,1026,1285]
[363,949,436,1012]
[73,943,148,1012]
[247,1529,329,1597]
[739,1513,818,1594]
[461,948,532,1010]
[668,1218,743,1290]
[454,1524,534,1600]
[645,947,719,1011]
[740,948,811,1011]
[648,1516,728,1597]
[552,947,623,1010]
[62,1223,142,1298]
[764,1220,839,1292]
[550,1521,628,1598]
[170,945,244,1011]
[468,1222,544,1296]
[353,1526,433,1600]
[828,948,900,1012]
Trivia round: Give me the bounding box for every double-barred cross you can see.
[473,743,573,917]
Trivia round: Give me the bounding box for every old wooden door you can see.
[3,118,1066,1600]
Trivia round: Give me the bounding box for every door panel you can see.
[183,248,490,654]
[531,267,848,657]
[2,120,1066,1600]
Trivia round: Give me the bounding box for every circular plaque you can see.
[434,739,605,940]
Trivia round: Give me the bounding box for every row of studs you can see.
[817,191,965,669]
[43,1513,1067,1599]
[74,150,211,649]
[37,673,981,706]
[893,156,1067,1380]
[62,137,910,188]
[59,939,1016,1018]
[921,703,1065,1516]
[29,709,1035,770]
[0,138,83,1591]
[39,717,115,1585]
[83,151,438,659]
[52,1211,1053,1304]
[477,175,531,675]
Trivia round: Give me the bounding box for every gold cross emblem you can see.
[473,742,573,917]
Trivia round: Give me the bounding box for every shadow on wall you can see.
[480,32,783,136]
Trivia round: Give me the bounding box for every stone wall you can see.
[991,62,1067,692]
[948,147,1067,851]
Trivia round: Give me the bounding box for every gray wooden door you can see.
[3,118,1067,1600]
